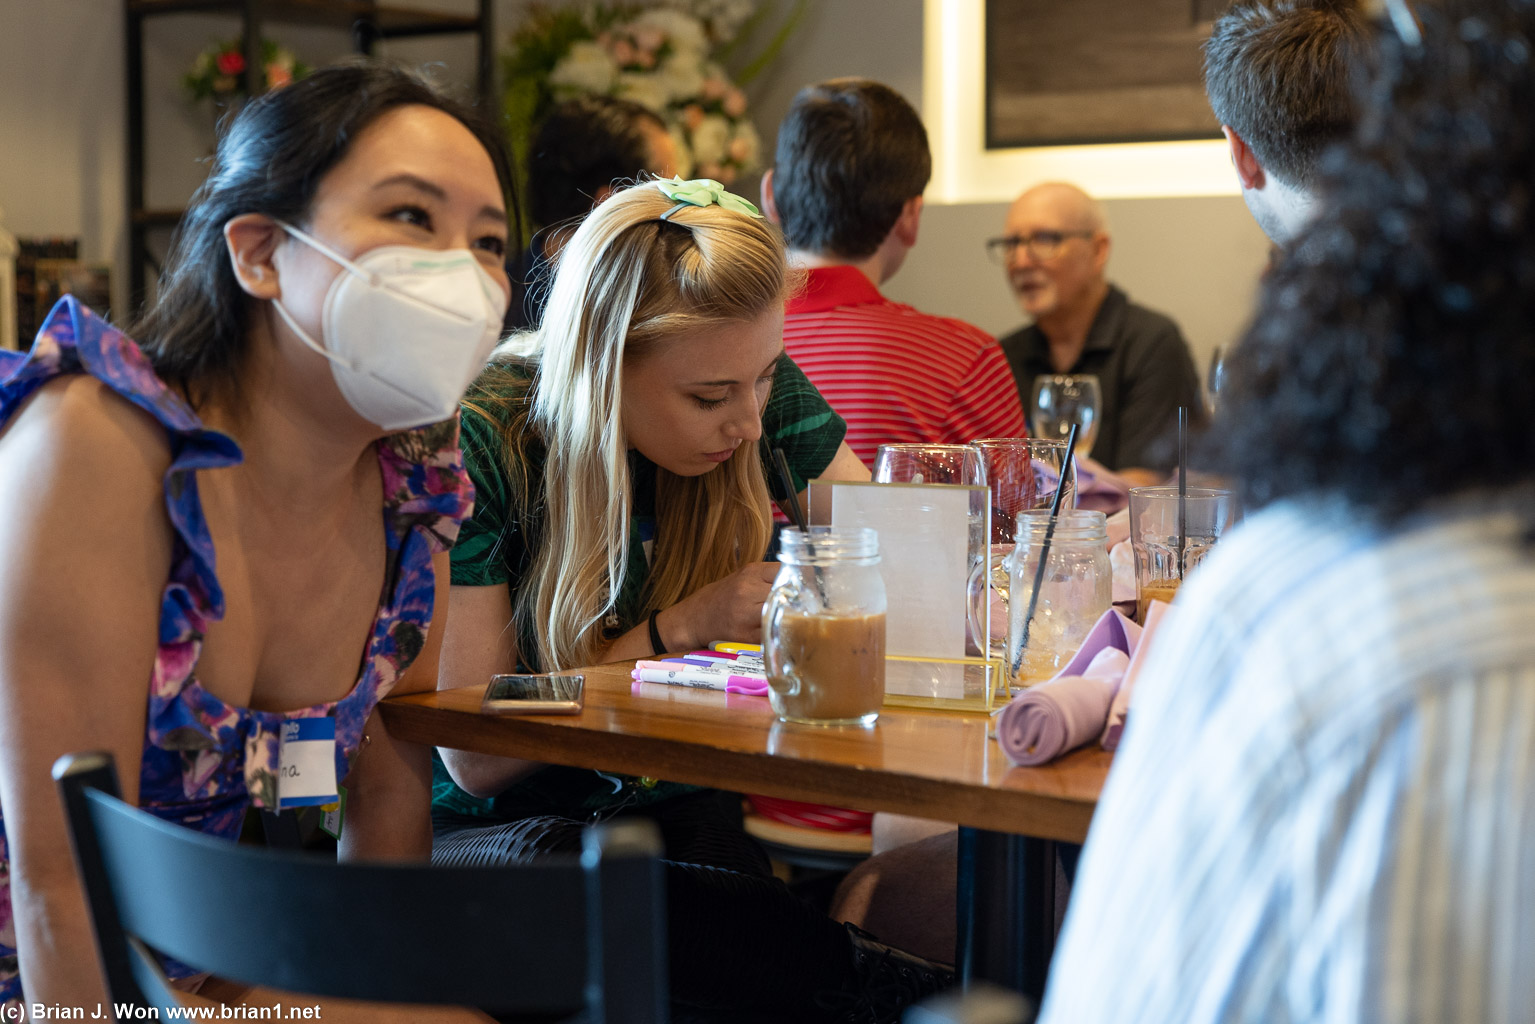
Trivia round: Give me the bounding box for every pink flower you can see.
[723,88,747,118]
[701,77,727,101]
[612,38,636,65]
[698,161,723,179]
[728,137,751,163]
[719,165,738,185]
[683,103,706,131]
[634,26,665,51]
[635,47,656,69]
[216,50,246,75]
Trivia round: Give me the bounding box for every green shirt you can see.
[434,353,847,824]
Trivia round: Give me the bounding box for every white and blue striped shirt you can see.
[1039,500,1535,1024]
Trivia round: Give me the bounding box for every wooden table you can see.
[381,661,1111,999]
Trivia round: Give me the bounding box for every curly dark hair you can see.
[1209,0,1535,526]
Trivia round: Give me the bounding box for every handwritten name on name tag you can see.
[278,717,339,810]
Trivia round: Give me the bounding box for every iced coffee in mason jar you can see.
[763,527,886,726]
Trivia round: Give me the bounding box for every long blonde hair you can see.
[472,183,789,670]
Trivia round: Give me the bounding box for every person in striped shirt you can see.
[760,78,1028,466]
[1040,3,1535,1021]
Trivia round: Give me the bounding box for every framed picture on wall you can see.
[984,0,1230,149]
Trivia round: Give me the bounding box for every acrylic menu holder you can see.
[808,479,1005,714]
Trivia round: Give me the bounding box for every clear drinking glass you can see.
[872,443,983,486]
[969,437,1040,545]
[1030,374,1102,459]
[763,527,887,726]
[1007,509,1111,687]
[963,438,1079,660]
[1128,486,1236,623]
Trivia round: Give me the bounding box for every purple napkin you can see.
[997,646,1129,766]
[997,609,1142,766]
[1072,456,1131,516]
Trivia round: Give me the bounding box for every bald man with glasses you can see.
[990,182,1202,482]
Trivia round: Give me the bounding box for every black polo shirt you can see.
[998,285,1203,472]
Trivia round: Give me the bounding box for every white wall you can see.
[0,1,127,273]
[1,0,1270,367]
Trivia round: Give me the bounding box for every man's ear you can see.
[760,168,781,225]
[891,195,923,248]
[223,214,285,300]
[1090,230,1112,276]
[1223,126,1266,191]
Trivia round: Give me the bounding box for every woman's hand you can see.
[659,561,780,651]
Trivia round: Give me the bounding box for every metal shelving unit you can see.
[124,0,494,313]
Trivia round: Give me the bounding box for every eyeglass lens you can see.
[988,232,1070,263]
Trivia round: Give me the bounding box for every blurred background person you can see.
[995,182,1201,483]
[509,93,679,330]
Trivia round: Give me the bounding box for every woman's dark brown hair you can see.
[128,62,516,406]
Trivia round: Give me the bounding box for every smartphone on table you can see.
[482,673,586,715]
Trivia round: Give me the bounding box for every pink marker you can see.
[630,664,769,695]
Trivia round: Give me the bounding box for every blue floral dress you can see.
[0,298,474,1006]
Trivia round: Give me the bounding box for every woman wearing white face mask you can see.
[0,64,508,1021]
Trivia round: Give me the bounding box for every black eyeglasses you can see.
[984,231,1094,264]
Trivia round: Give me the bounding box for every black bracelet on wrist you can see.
[648,609,667,655]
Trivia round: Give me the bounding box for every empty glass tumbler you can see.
[1008,510,1111,687]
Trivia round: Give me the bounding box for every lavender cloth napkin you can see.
[1073,456,1131,515]
[997,609,1142,766]
[996,647,1129,766]
[1032,456,1131,517]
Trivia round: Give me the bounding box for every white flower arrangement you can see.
[508,1,803,187]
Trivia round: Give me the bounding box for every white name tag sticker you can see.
[278,717,339,810]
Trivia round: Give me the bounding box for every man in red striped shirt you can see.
[760,78,1028,466]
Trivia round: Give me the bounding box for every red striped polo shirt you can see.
[783,265,1029,466]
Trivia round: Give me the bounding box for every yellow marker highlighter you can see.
[710,641,763,655]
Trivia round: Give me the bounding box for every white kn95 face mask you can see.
[270,219,508,432]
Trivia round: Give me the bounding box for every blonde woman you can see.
[433,179,946,1021]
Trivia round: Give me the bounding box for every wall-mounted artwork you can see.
[985,0,1231,149]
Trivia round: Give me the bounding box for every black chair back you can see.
[53,751,667,1022]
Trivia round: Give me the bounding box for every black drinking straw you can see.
[1012,423,1080,676]
[1177,406,1188,578]
[772,447,831,606]
[772,448,807,531]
